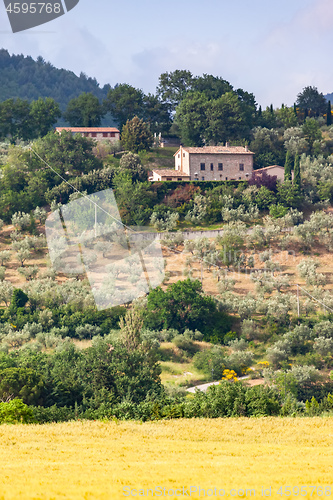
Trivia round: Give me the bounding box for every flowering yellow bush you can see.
[221,369,238,381]
[257,361,270,368]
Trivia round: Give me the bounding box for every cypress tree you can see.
[270,104,274,114]
[294,153,301,190]
[284,150,292,181]
[327,101,332,126]
[294,103,297,115]
[258,105,262,116]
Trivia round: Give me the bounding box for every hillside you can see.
[0,49,110,112]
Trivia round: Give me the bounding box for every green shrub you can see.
[193,347,226,379]
[245,385,281,416]
[0,399,35,424]
[269,204,289,218]
[173,335,197,354]
[32,404,76,423]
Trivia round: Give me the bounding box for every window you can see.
[239,163,244,171]
[210,163,214,171]
[103,132,108,137]
[239,177,242,180]
[200,163,205,170]
[220,175,222,179]
[91,132,97,137]
[177,178,182,181]
[201,176,205,181]
[178,154,180,158]
[183,153,185,157]
[225,177,228,180]
[218,163,223,171]
[166,177,172,181]
[111,132,115,137]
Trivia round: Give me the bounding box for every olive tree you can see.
[0,251,11,267]
[297,259,326,287]
[33,207,47,225]
[313,337,333,356]
[150,211,179,231]
[185,194,208,224]
[11,212,31,230]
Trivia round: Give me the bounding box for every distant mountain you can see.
[324,93,333,102]
[0,49,110,112]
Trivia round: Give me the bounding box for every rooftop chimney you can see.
[245,145,249,152]
[225,142,229,147]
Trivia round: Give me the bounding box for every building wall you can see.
[175,150,190,172]
[152,171,190,181]
[152,171,162,181]
[175,150,253,180]
[189,153,253,181]
[82,132,120,141]
[255,167,285,181]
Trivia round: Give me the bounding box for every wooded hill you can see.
[0,49,109,111]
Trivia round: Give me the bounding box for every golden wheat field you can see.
[0,418,332,500]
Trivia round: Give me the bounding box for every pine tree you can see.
[327,101,332,126]
[294,154,301,190]
[284,150,292,181]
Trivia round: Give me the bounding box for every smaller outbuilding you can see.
[254,165,293,182]
[150,169,191,181]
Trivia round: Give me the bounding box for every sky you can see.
[0,0,332,108]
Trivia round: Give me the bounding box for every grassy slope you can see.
[0,418,332,499]
[140,146,178,171]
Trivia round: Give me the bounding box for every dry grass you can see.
[0,418,332,499]
[163,241,333,298]
[159,360,208,387]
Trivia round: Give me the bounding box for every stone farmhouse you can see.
[151,144,254,182]
[56,127,120,142]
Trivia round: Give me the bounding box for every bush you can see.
[241,319,258,341]
[193,346,226,379]
[269,203,289,218]
[313,336,333,356]
[183,329,204,341]
[0,250,11,267]
[0,399,35,424]
[245,385,281,416]
[173,335,197,355]
[11,212,32,230]
[225,350,254,375]
[32,404,76,423]
[150,211,179,231]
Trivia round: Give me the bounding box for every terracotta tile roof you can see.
[153,169,190,177]
[56,127,120,133]
[174,146,254,155]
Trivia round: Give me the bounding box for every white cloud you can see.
[131,39,254,94]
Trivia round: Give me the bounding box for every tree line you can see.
[1,53,331,154]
